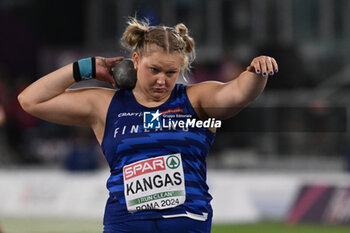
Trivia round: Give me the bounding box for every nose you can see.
[156,74,166,86]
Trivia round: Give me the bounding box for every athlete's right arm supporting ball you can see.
[73,56,136,90]
[74,56,123,88]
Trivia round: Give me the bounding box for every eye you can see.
[166,71,176,76]
[150,67,159,73]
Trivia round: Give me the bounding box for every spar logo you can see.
[143,110,162,129]
[124,157,166,180]
[123,156,182,181]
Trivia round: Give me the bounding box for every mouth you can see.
[153,88,166,93]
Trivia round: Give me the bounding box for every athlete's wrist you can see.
[73,57,96,82]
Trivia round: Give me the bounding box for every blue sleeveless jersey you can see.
[101,84,216,225]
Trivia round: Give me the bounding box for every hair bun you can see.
[121,18,150,49]
[175,23,188,37]
[175,23,194,54]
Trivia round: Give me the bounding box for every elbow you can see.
[235,95,253,109]
[238,90,262,107]
[17,92,34,114]
[17,92,27,111]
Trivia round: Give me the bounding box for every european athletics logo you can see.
[143,110,162,129]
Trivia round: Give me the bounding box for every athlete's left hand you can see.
[246,56,278,77]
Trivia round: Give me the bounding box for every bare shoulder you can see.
[186,81,223,107]
[64,87,116,123]
[66,88,116,144]
[186,81,223,119]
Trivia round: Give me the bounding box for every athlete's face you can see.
[133,46,183,101]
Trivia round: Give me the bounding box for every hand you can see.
[246,56,278,77]
[95,56,124,87]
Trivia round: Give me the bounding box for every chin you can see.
[151,91,168,100]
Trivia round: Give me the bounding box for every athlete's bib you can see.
[123,153,186,213]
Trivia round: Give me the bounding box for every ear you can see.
[132,52,139,69]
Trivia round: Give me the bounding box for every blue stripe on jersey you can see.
[101,84,215,225]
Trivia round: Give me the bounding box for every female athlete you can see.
[18,18,278,233]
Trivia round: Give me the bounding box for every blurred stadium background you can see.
[1,0,350,232]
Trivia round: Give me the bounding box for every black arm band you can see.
[73,61,82,82]
[91,57,96,78]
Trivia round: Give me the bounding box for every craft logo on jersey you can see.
[143,110,162,129]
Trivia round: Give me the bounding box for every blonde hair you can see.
[121,17,195,78]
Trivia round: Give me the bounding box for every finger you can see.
[102,72,117,87]
[251,60,261,74]
[110,79,117,88]
[96,57,108,68]
[106,57,124,67]
[107,56,124,63]
[246,65,255,73]
[271,58,279,73]
[259,58,268,77]
[266,57,274,76]
[95,63,114,81]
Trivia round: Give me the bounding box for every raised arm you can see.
[17,56,123,129]
[188,56,278,119]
